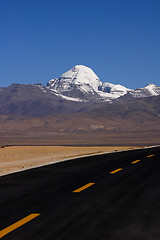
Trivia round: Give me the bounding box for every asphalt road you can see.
[0,146,160,240]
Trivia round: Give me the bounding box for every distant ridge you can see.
[0,65,160,117]
[47,65,160,102]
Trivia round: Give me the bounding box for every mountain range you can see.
[0,65,160,146]
[0,65,160,117]
[47,65,160,102]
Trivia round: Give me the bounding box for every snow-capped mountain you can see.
[0,65,160,117]
[119,84,160,101]
[47,65,160,102]
[47,65,131,102]
[130,84,160,97]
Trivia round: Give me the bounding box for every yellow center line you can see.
[131,160,141,164]
[0,213,40,238]
[73,183,95,193]
[110,168,123,174]
[147,154,155,158]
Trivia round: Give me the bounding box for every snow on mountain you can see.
[47,65,100,93]
[142,84,160,96]
[47,65,160,102]
[47,65,131,102]
[98,82,131,100]
[130,84,160,97]
[120,84,160,101]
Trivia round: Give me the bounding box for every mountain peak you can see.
[143,83,160,96]
[145,83,156,87]
[59,65,100,92]
[72,64,92,71]
[47,65,131,102]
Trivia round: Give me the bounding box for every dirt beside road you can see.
[0,145,141,176]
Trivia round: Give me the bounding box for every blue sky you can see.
[0,0,160,89]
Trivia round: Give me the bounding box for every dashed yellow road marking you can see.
[131,160,140,164]
[0,213,40,238]
[147,154,154,158]
[110,168,123,174]
[73,183,95,193]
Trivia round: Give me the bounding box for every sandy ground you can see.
[0,146,140,176]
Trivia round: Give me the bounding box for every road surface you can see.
[0,147,160,239]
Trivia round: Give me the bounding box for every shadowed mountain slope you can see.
[0,84,95,116]
[0,95,159,135]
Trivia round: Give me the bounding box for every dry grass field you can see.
[0,145,139,176]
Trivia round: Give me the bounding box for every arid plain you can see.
[0,145,140,176]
